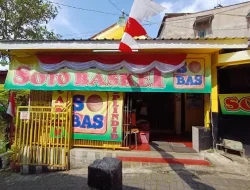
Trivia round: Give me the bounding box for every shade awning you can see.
[194,14,214,27]
[37,53,187,74]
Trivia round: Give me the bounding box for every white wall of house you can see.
[159,2,250,38]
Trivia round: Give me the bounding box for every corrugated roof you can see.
[0,37,247,51]
[0,37,248,42]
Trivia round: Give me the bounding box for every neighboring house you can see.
[158,1,250,39]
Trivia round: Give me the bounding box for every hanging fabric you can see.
[37,53,186,74]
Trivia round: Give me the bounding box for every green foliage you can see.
[0,86,30,108]
[0,140,8,153]
[0,0,60,40]
[0,0,59,144]
[0,85,29,141]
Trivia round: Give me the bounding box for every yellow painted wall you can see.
[92,25,125,40]
[217,50,250,67]
[92,20,148,40]
[211,52,219,113]
[212,50,250,115]
[184,55,211,131]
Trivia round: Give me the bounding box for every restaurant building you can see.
[0,19,248,169]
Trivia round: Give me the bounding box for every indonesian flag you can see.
[119,0,165,52]
[7,92,16,117]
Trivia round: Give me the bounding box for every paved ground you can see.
[1,167,250,190]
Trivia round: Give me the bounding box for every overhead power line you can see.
[107,0,129,16]
[145,3,250,26]
[62,30,101,37]
[46,0,120,16]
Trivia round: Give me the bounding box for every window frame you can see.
[197,29,206,39]
[193,14,214,38]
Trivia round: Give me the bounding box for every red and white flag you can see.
[119,0,165,52]
[7,92,16,117]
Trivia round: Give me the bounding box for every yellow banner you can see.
[52,90,71,112]
[219,94,250,115]
[72,91,124,142]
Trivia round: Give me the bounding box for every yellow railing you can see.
[14,106,71,170]
[26,90,130,151]
[73,139,125,150]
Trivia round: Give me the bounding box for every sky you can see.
[0,0,248,71]
[47,0,249,39]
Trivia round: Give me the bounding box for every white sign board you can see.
[20,111,30,120]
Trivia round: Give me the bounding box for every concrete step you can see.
[70,148,209,169]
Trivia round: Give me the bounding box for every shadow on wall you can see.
[218,115,250,146]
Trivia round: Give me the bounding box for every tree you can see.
[0,0,60,40]
[0,1,60,142]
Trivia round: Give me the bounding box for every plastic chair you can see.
[124,126,139,149]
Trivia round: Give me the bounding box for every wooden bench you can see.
[216,139,245,157]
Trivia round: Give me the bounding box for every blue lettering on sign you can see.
[176,75,203,86]
[73,113,104,129]
[194,75,203,85]
[74,114,81,127]
[73,94,104,129]
[82,115,91,128]
[186,76,194,85]
[176,76,185,85]
[92,115,104,129]
[73,95,85,111]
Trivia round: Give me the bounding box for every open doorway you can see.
[125,92,203,153]
[130,92,175,133]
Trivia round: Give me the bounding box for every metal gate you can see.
[14,106,71,170]
[123,93,133,148]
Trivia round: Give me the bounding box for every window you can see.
[198,30,206,38]
[193,14,214,38]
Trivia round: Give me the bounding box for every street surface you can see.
[1,167,250,190]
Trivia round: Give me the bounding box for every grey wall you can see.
[159,2,250,38]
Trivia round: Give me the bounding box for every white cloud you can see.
[160,0,248,14]
[160,2,174,17]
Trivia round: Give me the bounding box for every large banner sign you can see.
[219,94,250,115]
[52,90,71,112]
[73,91,123,142]
[5,57,211,93]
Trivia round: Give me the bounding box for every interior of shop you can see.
[130,92,175,133]
[124,92,204,152]
[218,64,250,156]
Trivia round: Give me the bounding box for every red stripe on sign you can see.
[38,54,187,65]
[125,17,147,37]
[116,156,211,166]
[119,42,133,53]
